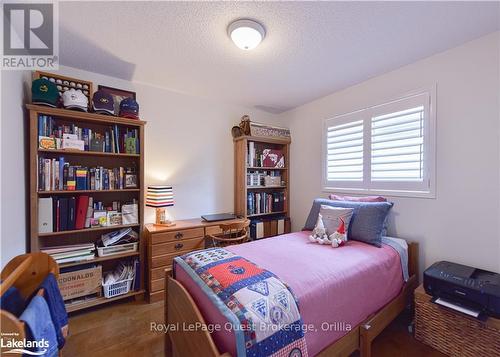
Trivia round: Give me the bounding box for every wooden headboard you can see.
[408,242,419,280]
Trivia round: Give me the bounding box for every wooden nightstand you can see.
[144,218,245,302]
[414,284,500,356]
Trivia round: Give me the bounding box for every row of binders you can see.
[38,115,140,154]
[247,191,286,216]
[38,196,137,233]
[38,156,136,191]
[250,217,289,240]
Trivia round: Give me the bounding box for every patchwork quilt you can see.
[174,248,308,357]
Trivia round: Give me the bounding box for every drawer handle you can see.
[175,232,183,240]
[175,243,184,250]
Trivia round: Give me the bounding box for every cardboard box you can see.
[61,138,85,151]
[58,265,102,300]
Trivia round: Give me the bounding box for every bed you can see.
[165,231,418,357]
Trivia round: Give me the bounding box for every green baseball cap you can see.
[32,78,59,107]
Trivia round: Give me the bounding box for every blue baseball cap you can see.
[119,97,139,119]
[92,90,115,115]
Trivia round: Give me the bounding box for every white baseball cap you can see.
[62,88,88,112]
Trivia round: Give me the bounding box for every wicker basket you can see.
[414,285,500,356]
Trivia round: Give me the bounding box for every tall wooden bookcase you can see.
[234,135,291,220]
[28,104,146,312]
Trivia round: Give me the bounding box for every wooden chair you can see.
[208,219,251,247]
[0,253,62,356]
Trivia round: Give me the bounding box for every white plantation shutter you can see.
[371,106,424,181]
[326,120,364,182]
[323,90,435,197]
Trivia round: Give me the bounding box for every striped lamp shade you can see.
[146,185,174,207]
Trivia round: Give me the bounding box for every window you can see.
[323,90,435,198]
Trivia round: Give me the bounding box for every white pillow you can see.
[319,205,353,238]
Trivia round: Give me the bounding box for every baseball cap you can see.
[119,97,139,119]
[32,78,59,107]
[92,90,115,115]
[62,89,88,112]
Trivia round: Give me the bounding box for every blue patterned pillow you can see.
[303,198,393,247]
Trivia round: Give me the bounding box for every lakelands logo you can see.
[1,334,49,355]
[2,0,59,69]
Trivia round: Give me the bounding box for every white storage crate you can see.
[97,242,138,257]
[102,277,134,298]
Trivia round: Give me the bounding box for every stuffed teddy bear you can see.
[329,217,347,248]
[309,214,330,244]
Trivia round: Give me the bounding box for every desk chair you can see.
[208,219,251,247]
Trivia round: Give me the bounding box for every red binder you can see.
[75,195,89,229]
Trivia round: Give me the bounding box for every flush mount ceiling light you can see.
[228,19,266,50]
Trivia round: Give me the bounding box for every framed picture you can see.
[97,85,136,115]
[124,173,138,188]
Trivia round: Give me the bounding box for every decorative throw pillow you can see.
[329,194,387,202]
[304,199,393,247]
[319,205,353,239]
[328,194,390,236]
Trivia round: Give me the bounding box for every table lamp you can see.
[146,185,175,227]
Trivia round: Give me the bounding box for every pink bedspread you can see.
[174,230,404,356]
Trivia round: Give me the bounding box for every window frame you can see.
[322,87,436,199]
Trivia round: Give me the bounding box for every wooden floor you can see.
[64,297,445,357]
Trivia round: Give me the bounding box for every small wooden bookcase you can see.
[233,135,291,223]
[27,104,146,312]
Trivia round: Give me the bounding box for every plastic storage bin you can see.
[102,277,134,298]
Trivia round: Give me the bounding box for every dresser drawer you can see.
[148,290,164,303]
[150,246,202,268]
[151,251,183,268]
[151,236,204,257]
[150,278,165,292]
[150,266,172,281]
[150,228,204,244]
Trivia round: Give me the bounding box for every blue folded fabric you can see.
[304,198,393,247]
[0,285,25,317]
[40,273,68,348]
[20,295,58,357]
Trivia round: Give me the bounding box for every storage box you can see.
[61,138,85,151]
[102,277,133,298]
[414,285,500,356]
[58,265,102,301]
[264,176,281,187]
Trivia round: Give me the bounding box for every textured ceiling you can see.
[59,1,499,113]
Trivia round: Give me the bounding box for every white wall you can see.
[0,66,277,266]
[1,70,33,268]
[2,34,499,275]
[277,32,500,275]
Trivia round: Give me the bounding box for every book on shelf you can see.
[41,243,96,264]
[67,197,76,230]
[75,195,89,229]
[37,156,135,191]
[38,196,138,233]
[246,191,285,215]
[37,115,140,154]
[38,197,53,233]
